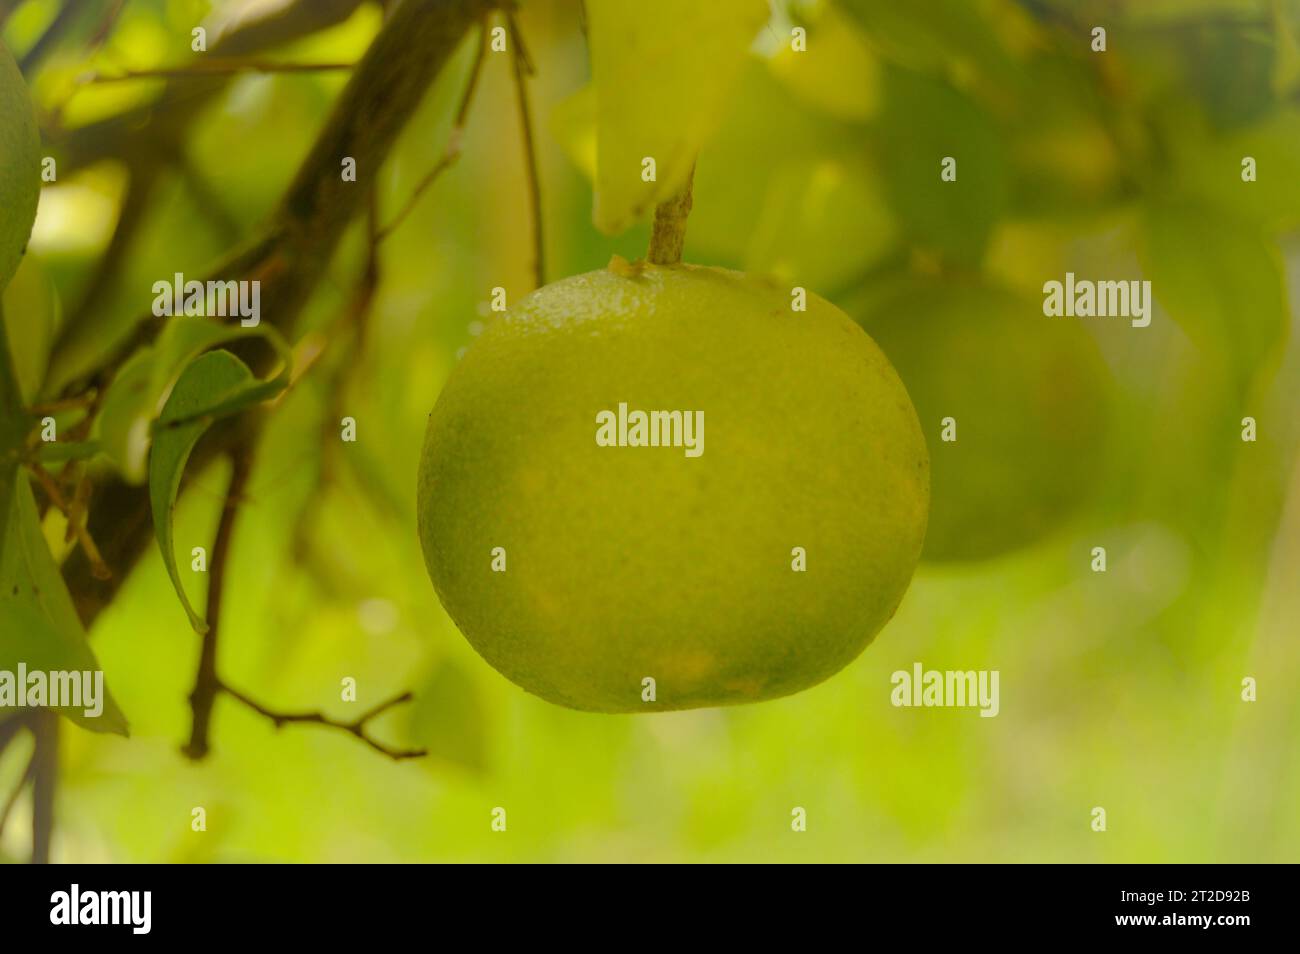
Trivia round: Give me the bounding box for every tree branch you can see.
[182,448,252,761]
[0,0,21,31]
[375,19,488,244]
[48,0,374,367]
[48,0,370,176]
[25,459,111,579]
[84,59,356,83]
[182,208,416,763]
[85,0,127,52]
[219,685,425,761]
[506,10,544,288]
[60,0,495,628]
[19,0,82,75]
[270,0,496,328]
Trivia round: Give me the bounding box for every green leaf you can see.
[1,255,60,405]
[1142,199,1288,386]
[36,439,102,464]
[98,318,289,484]
[0,312,28,455]
[766,4,880,122]
[1275,1,1300,95]
[405,658,489,775]
[683,59,867,269]
[149,349,288,634]
[0,470,130,736]
[1169,109,1300,233]
[1180,21,1278,128]
[0,305,127,736]
[744,154,895,292]
[875,67,1008,266]
[585,0,768,235]
[839,0,1020,84]
[551,83,597,182]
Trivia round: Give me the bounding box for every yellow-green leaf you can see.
[550,83,597,182]
[585,0,769,235]
[1142,199,1288,386]
[149,349,288,634]
[405,658,489,775]
[0,470,129,736]
[875,68,1008,266]
[767,4,880,122]
[98,318,289,483]
[744,154,895,292]
[1,255,60,405]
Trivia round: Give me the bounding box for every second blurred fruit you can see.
[851,277,1111,562]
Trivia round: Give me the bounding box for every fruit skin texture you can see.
[419,260,929,712]
[852,278,1111,562]
[0,40,41,293]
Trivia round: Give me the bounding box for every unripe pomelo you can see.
[0,40,41,293]
[418,259,928,712]
[851,277,1111,562]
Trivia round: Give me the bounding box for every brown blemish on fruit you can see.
[724,675,766,698]
[607,254,646,278]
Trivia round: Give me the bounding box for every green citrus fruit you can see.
[0,40,41,293]
[850,276,1111,562]
[418,259,928,712]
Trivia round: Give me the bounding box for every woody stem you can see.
[646,165,695,265]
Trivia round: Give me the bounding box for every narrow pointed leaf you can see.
[148,348,288,633]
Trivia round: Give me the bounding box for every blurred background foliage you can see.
[1,0,1298,861]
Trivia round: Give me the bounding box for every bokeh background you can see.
[1,0,1298,862]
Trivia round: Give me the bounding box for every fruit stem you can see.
[646,164,694,265]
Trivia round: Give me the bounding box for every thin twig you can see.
[374,157,456,245]
[50,0,373,368]
[283,216,384,580]
[183,448,253,761]
[25,393,98,415]
[26,460,70,512]
[52,386,107,445]
[47,0,369,178]
[375,20,489,243]
[25,460,112,580]
[273,201,379,400]
[86,0,129,51]
[506,10,544,288]
[220,685,426,761]
[63,465,90,542]
[82,59,355,83]
[183,432,420,762]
